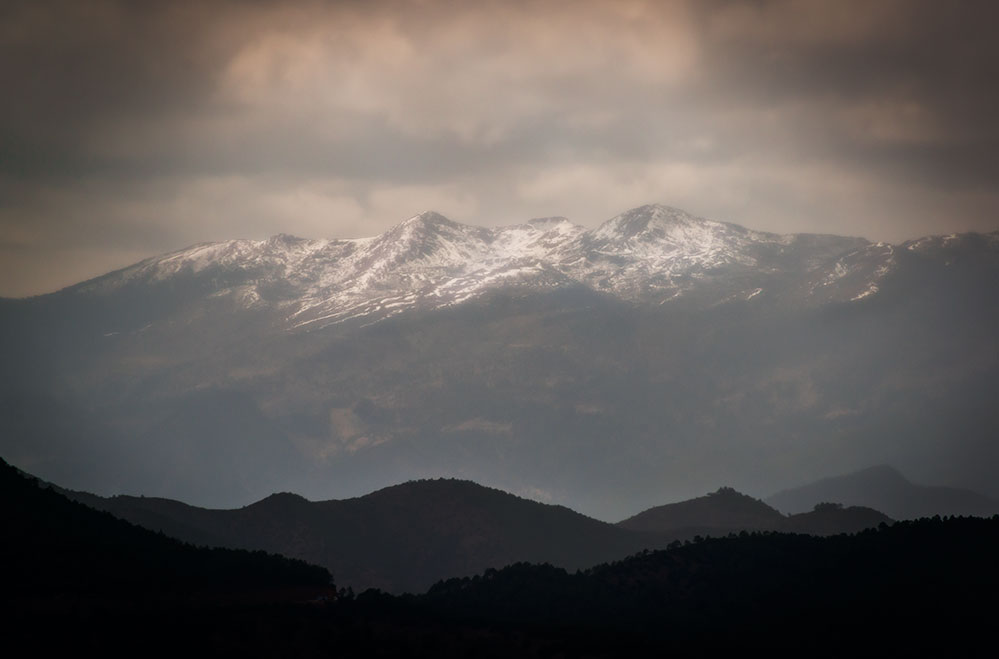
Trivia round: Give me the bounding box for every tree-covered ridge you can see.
[4,455,997,655]
[59,476,672,593]
[413,516,999,651]
[0,457,331,597]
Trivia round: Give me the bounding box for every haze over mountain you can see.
[767,465,999,520]
[2,204,997,520]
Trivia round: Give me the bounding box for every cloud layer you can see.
[3,0,998,296]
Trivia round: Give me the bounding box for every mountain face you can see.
[2,204,998,519]
[767,465,999,520]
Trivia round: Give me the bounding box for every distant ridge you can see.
[34,203,883,328]
[766,465,999,520]
[617,486,893,536]
[62,476,671,593]
[46,467,902,593]
[785,502,892,535]
[7,454,998,655]
[618,486,785,533]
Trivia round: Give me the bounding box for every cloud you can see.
[1,0,998,295]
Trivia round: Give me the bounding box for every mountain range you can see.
[2,203,997,519]
[9,454,998,656]
[21,204,908,327]
[56,470,891,593]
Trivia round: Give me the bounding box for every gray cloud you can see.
[2,0,998,296]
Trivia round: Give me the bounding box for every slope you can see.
[0,457,330,598]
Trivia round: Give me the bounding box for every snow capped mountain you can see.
[65,204,979,330]
[555,205,871,304]
[4,204,998,519]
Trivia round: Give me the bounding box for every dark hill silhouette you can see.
[783,502,892,535]
[65,477,672,593]
[617,486,891,537]
[417,516,999,654]
[8,454,996,656]
[0,457,330,599]
[767,464,999,519]
[57,475,904,593]
[617,486,786,534]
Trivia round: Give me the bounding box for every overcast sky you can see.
[2,0,998,297]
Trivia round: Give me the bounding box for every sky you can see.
[2,0,998,297]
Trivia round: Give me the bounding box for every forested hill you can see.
[414,515,999,653]
[62,477,894,593]
[0,457,331,598]
[5,453,997,655]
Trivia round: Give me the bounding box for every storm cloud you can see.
[2,0,998,296]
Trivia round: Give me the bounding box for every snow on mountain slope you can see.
[561,205,797,302]
[552,205,887,305]
[66,204,932,329]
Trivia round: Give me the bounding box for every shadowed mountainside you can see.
[0,457,330,599]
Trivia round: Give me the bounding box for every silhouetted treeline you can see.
[411,517,999,653]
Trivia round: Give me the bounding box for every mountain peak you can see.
[56,201,984,332]
[248,491,311,510]
[852,464,909,484]
[591,204,710,243]
[630,203,692,218]
[620,203,698,223]
[528,216,572,228]
[402,210,456,228]
[266,233,307,247]
[617,487,785,533]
